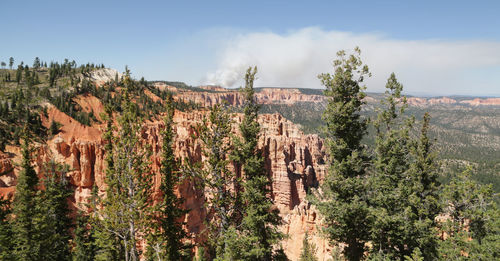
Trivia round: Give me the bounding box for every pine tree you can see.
[369,74,441,260]
[197,102,235,258]
[369,73,414,260]
[33,161,73,260]
[225,66,284,260]
[33,57,40,70]
[50,120,60,135]
[15,65,23,83]
[299,232,318,261]
[94,73,153,261]
[312,47,372,261]
[146,93,191,260]
[404,112,441,259]
[0,195,13,260]
[438,167,500,260]
[403,248,424,261]
[11,140,39,260]
[73,212,97,261]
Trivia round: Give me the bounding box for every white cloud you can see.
[203,27,500,95]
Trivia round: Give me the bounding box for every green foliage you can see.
[438,167,500,260]
[146,93,191,260]
[33,57,40,70]
[403,248,425,261]
[368,74,441,260]
[0,86,47,147]
[33,161,73,260]
[50,119,62,135]
[16,65,22,83]
[45,87,97,126]
[196,102,235,258]
[0,195,13,260]
[73,212,98,261]
[195,246,208,261]
[93,88,153,261]
[11,141,39,260]
[225,66,284,260]
[314,51,446,261]
[299,232,318,261]
[312,47,372,261]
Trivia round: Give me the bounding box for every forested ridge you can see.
[0,52,498,260]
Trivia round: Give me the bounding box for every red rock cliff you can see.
[0,101,331,260]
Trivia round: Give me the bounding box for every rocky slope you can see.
[2,84,499,260]
[0,92,331,259]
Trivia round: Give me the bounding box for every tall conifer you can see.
[226,67,284,260]
[197,102,235,258]
[369,74,441,260]
[369,73,413,259]
[73,212,98,261]
[146,93,190,260]
[11,140,39,260]
[94,71,153,261]
[33,161,73,260]
[0,195,13,260]
[405,112,441,259]
[312,47,372,261]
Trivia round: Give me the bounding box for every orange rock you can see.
[1,93,330,260]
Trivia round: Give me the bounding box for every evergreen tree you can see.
[33,57,40,70]
[404,112,441,259]
[15,65,23,83]
[403,248,424,261]
[197,102,235,258]
[146,93,191,260]
[50,120,61,135]
[33,161,73,260]
[312,47,372,261]
[226,66,284,260]
[368,74,441,260]
[299,232,318,261]
[438,167,500,260]
[0,195,13,260]
[9,57,14,69]
[73,212,98,261]
[94,73,153,261]
[1,61,5,69]
[368,73,414,260]
[11,140,39,260]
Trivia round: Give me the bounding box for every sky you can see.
[2,0,500,96]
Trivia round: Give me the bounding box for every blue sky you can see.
[2,0,500,95]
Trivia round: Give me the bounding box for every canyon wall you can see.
[0,99,332,260]
[157,83,500,107]
[155,83,327,107]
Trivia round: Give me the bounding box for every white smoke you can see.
[204,27,500,95]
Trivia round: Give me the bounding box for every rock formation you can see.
[0,95,330,260]
[4,85,499,259]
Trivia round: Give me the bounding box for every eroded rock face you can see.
[281,202,332,260]
[0,105,329,260]
[258,113,326,212]
[165,85,327,107]
[0,151,15,188]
